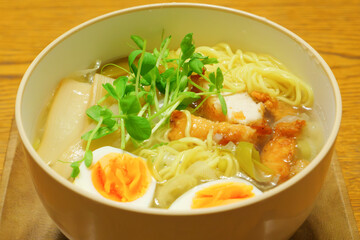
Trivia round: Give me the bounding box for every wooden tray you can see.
[0,121,359,240]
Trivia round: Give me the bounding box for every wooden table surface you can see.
[1,0,359,234]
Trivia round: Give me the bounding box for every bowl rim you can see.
[15,2,342,216]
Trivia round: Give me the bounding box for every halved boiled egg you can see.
[169,178,262,210]
[74,146,156,208]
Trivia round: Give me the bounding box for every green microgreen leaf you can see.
[131,35,145,49]
[120,95,141,115]
[113,76,128,98]
[84,150,93,168]
[209,85,215,92]
[99,107,112,120]
[81,125,118,140]
[138,90,147,99]
[87,105,113,122]
[125,115,151,141]
[178,75,189,92]
[86,105,116,128]
[128,49,142,73]
[103,83,119,100]
[86,105,102,121]
[177,91,201,110]
[192,52,204,58]
[71,166,80,178]
[125,84,135,95]
[70,161,82,178]
[144,91,154,105]
[140,77,151,86]
[140,52,157,76]
[215,67,224,90]
[189,58,204,75]
[157,68,176,93]
[209,72,216,85]
[180,33,195,61]
[143,67,160,86]
[182,62,191,76]
[202,57,218,65]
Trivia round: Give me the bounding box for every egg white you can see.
[169,177,263,210]
[73,146,156,208]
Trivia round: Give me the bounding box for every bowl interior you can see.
[17,3,340,213]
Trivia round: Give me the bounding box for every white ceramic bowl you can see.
[15,3,341,240]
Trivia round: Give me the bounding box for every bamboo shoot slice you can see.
[37,79,91,165]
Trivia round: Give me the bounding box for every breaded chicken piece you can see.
[168,110,258,145]
[251,91,298,122]
[190,76,264,125]
[260,120,306,182]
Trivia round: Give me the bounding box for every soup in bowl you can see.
[15,3,341,240]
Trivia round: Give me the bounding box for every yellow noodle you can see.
[207,128,214,149]
[139,131,240,182]
[184,110,192,137]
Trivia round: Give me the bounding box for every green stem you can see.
[149,87,188,134]
[154,94,160,112]
[97,93,110,105]
[148,94,183,121]
[147,104,152,119]
[193,89,237,97]
[174,58,182,100]
[196,91,217,96]
[188,78,207,92]
[101,63,133,76]
[156,37,171,67]
[135,40,147,97]
[164,75,171,107]
[151,100,182,134]
[120,118,126,149]
[152,77,160,112]
[118,102,126,149]
[191,95,210,113]
[85,117,103,150]
[199,73,213,85]
[111,114,126,118]
[139,103,149,116]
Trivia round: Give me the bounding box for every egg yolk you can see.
[191,182,255,209]
[91,152,151,202]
